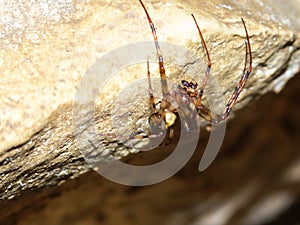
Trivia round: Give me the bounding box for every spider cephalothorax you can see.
[181,79,199,97]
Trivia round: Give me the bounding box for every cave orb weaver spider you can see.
[128,0,252,144]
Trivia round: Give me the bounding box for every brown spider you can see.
[131,0,252,144]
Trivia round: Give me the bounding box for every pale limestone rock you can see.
[0,0,300,200]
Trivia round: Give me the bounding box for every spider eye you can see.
[181,80,189,87]
[190,82,198,89]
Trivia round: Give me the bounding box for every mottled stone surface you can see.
[0,0,300,201]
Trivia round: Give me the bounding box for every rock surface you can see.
[1,71,300,225]
[0,0,300,201]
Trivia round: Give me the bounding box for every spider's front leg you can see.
[138,0,179,146]
[219,18,252,121]
[190,16,252,123]
[147,60,177,145]
[191,14,212,108]
[139,0,171,103]
[125,60,174,148]
[177,14,214,123]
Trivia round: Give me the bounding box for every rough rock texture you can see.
[0,0,300,203]
[1,72,300,225]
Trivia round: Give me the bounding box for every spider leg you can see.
[89,60,168,147]
[197,18,252,123]
[139,0,171,101]
[147,60,158,115]
[191,14,212,108]
[106,60,169,143]
[219,18,252,120]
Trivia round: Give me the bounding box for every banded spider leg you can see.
[187,15,253,123]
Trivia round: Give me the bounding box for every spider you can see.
[129,0,252,145]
